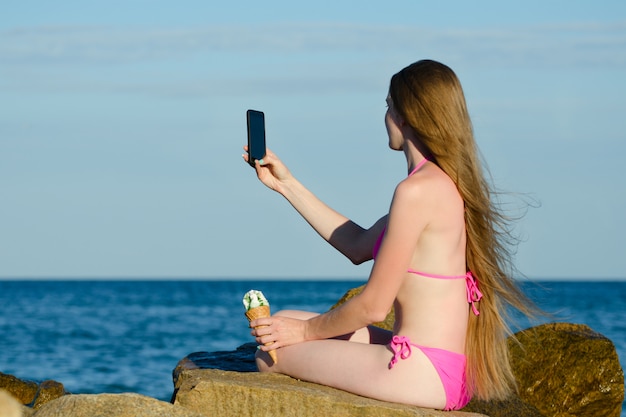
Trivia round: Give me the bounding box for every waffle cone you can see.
[245,305,271,321]
[245,305,278,364]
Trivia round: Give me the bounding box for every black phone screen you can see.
[246,109,266,167]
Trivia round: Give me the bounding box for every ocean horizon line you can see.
[1,276,625,282]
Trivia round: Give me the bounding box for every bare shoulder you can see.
[389,163,464,240]
[392,163,462,211]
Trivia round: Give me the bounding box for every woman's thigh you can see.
[256,337,446,409]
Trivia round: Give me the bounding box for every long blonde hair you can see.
[389,60,535,400]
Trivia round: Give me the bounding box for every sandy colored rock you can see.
[31,393,206,417]
[175,345,546,417]
[173,368,487,417]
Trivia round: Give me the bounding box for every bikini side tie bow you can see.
[389,335,413,369]
[465,272,483,316]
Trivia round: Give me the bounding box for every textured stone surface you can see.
[509,322,624,417]
[0,373,66,412]
[175,344,545,417]
[173,324,625,417]
[462,397,544,417]
[173,367,487,417]
[31,393,206,417]
[0,372,38,405]
[32,380,66,410]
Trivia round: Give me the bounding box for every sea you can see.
[1,279,624,415]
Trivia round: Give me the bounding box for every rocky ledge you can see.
[169,322,624,417]
[1,286,624,417]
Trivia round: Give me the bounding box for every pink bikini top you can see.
[371,158,483,316]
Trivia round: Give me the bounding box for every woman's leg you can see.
[255,310,446,409]
[257,337,445,408]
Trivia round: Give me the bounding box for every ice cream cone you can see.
[245,305,278,364]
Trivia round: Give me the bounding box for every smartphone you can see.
[246,109,266,167]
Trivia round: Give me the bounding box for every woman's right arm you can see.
[243,147,385,264]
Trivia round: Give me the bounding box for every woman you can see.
[242,60,533,411]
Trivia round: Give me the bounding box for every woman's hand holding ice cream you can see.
[249,315,308,351]
[243,290,279,364]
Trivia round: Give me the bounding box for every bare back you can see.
[375,160,469,353]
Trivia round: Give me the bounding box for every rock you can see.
[0,389,25,417]
[461,322,625,417]
[174,344,543,417]
[0,373,38,405]
[31,393,206,417]
[0,373,66,410]
[173,366,487,417]
[174,286,624,417]
[31,381,66,410]
[508,322,624,417]
[174,343,258,375]
[461,398,544,417]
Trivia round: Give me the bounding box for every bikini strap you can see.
[408,270,483,316]
[408,158,428,177]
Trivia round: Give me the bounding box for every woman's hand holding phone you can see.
[243,147,293,194]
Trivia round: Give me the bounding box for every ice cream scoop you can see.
[242,289,269,310]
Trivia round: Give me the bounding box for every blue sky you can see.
[1,1,625,280]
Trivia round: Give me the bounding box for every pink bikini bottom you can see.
[389,335,471,411]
